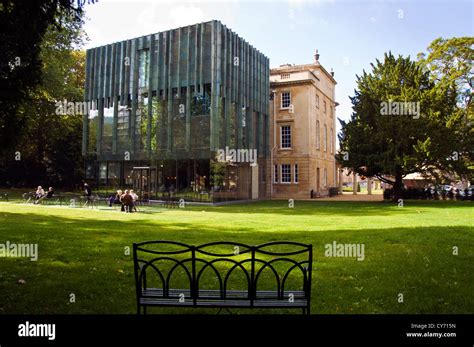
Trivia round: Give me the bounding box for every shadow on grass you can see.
[0,212,472,314]
[204,200,473,217]
[0,202,472,242]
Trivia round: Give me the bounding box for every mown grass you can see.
[0,200,472,314]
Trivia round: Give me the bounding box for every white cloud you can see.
[169,5,207,28]
[83,1,241,48]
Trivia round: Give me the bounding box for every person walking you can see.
[84,183,93,207]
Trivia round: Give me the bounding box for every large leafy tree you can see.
[338,52,460,201]
[416,37,473,182]
[1,2,89,187]
[0,0,96,187]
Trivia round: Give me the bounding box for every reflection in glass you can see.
[87,105,98,153]
[102,104,114,153]
[173,95,186,150]
[135,96,147,152]
[117,102,130,153]
[138,50,149,89]
[150,96,161,152]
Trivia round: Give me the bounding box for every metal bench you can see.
[160,197,178,208]
[40,195,66,205]
[81,194,99,208]
[133,241,312,315]
[133,197,150,212]
[22,192,66,205]
[23,191,39,204]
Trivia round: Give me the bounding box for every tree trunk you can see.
[392,166,404,201]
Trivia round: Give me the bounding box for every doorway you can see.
[132,166,156,199]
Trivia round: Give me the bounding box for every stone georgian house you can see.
[269,52,338,199]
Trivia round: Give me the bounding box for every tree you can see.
[210,159,226,190]
[1,4,88,187]
[0,0,95,185]
[416,37,473,182]
[337,52,459,201]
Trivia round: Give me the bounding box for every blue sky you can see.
[83,0,473,133]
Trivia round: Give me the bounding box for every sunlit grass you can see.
[0,200,472,314]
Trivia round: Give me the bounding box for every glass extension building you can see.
[82,20,270,202]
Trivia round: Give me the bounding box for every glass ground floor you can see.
[84,158,267,203]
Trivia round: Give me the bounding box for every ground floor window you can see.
[281,164,291,183]
[294,164,298,183]
[85,159,262,203]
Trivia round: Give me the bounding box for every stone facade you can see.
[268,53,338,199]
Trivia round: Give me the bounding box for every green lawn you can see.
[0,200,472,314]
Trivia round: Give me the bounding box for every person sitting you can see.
[108,190,123,207]
[33,186,45,204]
[46,187,54,199]
[120,190,134,213]
[36,187,54,204]
[107,194,114,207]
[130,189,139,212]
[119,190,126,211]
[116,190,123,204]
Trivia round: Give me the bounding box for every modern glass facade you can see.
[82,20,270,202]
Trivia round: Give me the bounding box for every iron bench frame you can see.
[133,241,312,315]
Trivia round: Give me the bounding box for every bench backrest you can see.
[133,241,312,303]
